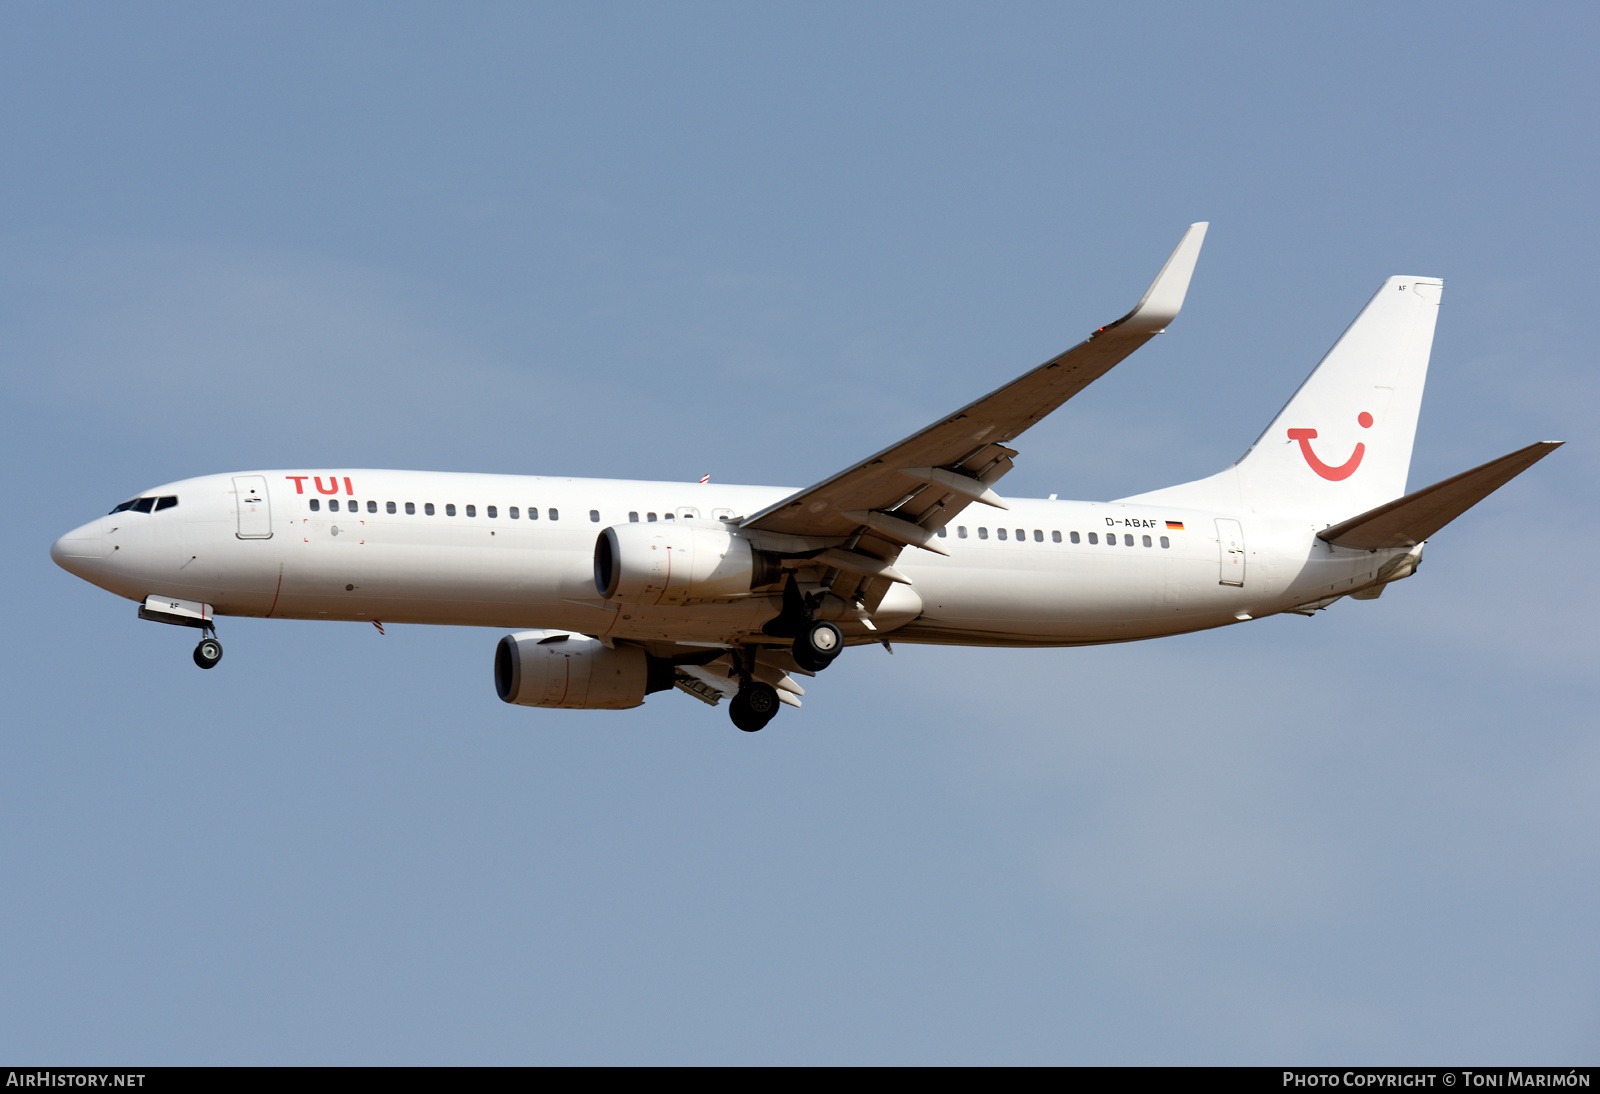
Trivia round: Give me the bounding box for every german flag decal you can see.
[1165,520,1185,530]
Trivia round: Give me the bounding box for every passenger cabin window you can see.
[487,506,497,518]
[936,527,947,538]
[1143,535,1152,547]
[663,513,673,520]
[1087,532,1096,544]
[1160,536,1170,549]
[958,526,968,538]
[446,504,457,516]
[465,505,476,517]
[1124,534,1134,546]
[647,512,657,522]
[997,528,1007,540]
[978,527,989,540]
[1051,530,1061,543]
[528,507,538,519]
[548,508,559,521]
[155,496,178,512]
[1016,528,1025,541]
[629,512,639,522]
[309,499,321,512]
[405,502,415,515]
[387,501,397,514]
[1069,531,1079,544]
[590,510,600,522]
[329,499,340,512]
[1034,529,1043,542]
[367,500,377,513]
[510,507,519,519]
[425,503,435,516]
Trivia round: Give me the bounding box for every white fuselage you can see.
[52,469,1410,648]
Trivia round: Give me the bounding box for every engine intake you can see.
[594,521,778,605]
[495,630,673,709]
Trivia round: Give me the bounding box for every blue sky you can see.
[2,2,1595,1064]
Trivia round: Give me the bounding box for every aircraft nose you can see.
[51,521,108,578]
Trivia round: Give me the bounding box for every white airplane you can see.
[50,224,1560,731]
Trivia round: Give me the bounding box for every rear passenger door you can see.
[1215,518,1245,587]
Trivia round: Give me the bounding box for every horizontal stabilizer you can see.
[1318,441,1562,550]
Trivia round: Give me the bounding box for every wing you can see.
[741,222,1208,611]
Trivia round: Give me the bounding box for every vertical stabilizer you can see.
[1121,276,1443,522]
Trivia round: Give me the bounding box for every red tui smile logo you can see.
[1288,412,1373,481]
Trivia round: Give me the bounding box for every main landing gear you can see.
[726,646,783,733]
[729,680,780,732]
[791,619,843,673]
[730,574,854,731]
[761,574,845,673]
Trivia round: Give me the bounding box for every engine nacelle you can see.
[594,521,777,606]
[495,630,658,709]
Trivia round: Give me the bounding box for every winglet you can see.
[1106,221,1209,336]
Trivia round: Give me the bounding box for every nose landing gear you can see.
[193,634,223,670]
[138,595,223,670]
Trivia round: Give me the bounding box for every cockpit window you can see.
[111,494,178,514]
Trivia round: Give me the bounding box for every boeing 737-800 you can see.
[49,225,1560,731]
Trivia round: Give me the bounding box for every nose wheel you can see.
[193,633,223,669]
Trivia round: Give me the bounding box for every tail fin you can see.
[1121,276,1443,521]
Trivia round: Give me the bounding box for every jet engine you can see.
[594,521,779,606]
[494,630,673,709]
